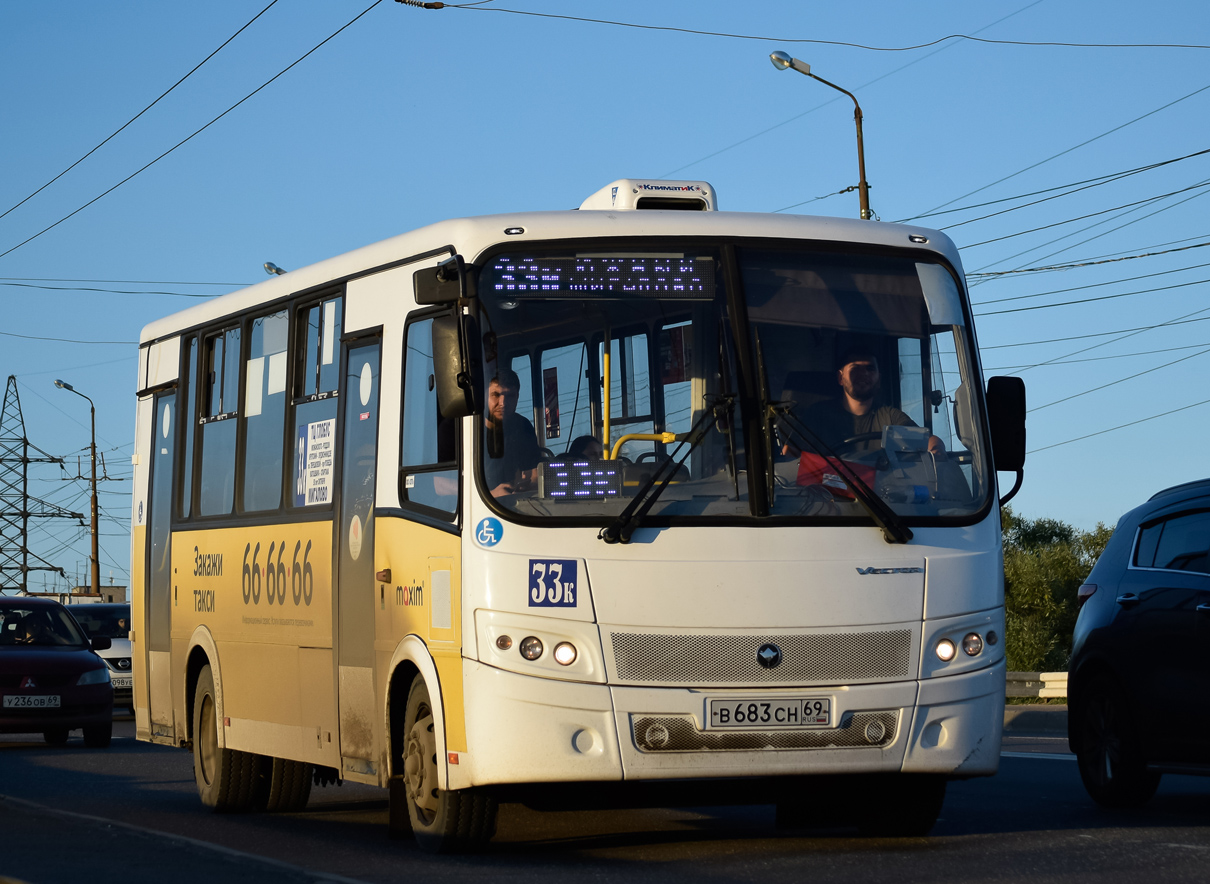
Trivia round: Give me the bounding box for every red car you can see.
[0,597,114,746]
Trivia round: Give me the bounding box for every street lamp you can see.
[769,50,872,220]
[54,379,99,597]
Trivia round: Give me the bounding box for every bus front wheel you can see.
[192,664,258,811]
[400,675,497,853]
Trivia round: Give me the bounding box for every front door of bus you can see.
[146,391,176,737]
[335,339,381,773]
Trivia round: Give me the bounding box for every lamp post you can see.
[54,379,99,596]
[769,50,871,220]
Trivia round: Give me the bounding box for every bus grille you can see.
[632,711,900,752]
[609,630,912,684]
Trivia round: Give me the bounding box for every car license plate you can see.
[3,695,61,709]
[708,697,831,729]
[111,676,133,689]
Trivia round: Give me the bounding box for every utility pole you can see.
[54,379,99,595]
[0,376,84,594]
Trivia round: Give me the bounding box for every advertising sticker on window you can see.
[295,419,335,506]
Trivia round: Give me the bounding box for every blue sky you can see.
[2,0,1208,587]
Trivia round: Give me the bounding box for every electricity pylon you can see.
[0,375,85,594]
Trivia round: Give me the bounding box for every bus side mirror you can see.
[986,375,1026,472]
[432,313,483,419]
[414,255,466,305]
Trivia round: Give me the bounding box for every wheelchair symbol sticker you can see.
[476,517,503,547]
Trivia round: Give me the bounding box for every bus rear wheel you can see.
[400,675,497,853]
[255,756,313,812]
[192,664,258,811]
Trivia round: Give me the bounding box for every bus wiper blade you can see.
[775,407,913,544]
[599,395,734,545]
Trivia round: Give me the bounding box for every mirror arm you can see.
[999,469,1024,506]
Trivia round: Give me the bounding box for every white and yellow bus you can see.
[131,179,1026,850]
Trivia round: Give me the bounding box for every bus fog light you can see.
[553,642,577,666]
[865,720,886,743]
[519,636,544,660]
[495,635,513,651]
[986,630,998,646]
[962,632,984,656]
[935,638,956,662]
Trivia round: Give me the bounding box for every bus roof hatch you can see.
[579,179,717,212]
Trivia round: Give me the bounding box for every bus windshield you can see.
[476,243,990,524]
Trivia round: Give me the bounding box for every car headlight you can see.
[77,667,111,686]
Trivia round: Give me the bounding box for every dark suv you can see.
[1069,478,1210,806]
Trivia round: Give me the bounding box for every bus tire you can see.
[1074,675,1160,808]
[856,774,947,837]
[401,675,497,853]
[192,664,257,811]
[257,757,313,812]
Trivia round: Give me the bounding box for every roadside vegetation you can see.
[1001,506,1113,673]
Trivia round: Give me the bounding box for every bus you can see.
[131,178,1026,850]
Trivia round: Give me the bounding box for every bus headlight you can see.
[935,638,956,662]
[553,642,577,666]
[519,636,544,660]
[962,632,984,656]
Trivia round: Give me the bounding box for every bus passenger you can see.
[795,349,945,457]
[566,435,604,459]
[484,368,540,497]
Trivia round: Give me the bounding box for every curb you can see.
[1003,705,1067,736]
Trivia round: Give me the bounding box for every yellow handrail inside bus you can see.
[609,432,684,461]
[602,342,610,453]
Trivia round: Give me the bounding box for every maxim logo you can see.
[856,566,924,575]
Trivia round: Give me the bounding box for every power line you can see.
[0,277,249,286]
[661,1,1045,179]
[912,81,1210,218]
[0,330,136,345]
[966,238,1210,280]
[961,181,1210,249]
[1,282,213,298]
[972,259,1210,306]
[1029,397,1210,454]
[980,312,1210,350]
[0,0,386,263]
[0,0,282,224]
[1028,345,1210,413]
[905,146,1210,228]
[429,4,1210,52]
[985,342,1210,371]
[974,274,1210,316]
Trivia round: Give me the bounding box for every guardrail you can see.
[1005,671,1067,699]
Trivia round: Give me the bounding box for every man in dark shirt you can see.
[795,350,945,456]
[484,368,541,497]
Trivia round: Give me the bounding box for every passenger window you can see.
[180,337,197,518]
[539,342,594,455]
[292,295,341,507]
[243,311,289,511]
[659,321,693,436]
[599,332,653,460]
[198,327,240,515]
[400,316,457,515]
[1139,511,1210,573]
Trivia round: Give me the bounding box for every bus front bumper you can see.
[458,657,1005,788]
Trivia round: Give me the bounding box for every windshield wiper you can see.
[753,333,911,544]
[598,394,734,544]
[773,408,913,544]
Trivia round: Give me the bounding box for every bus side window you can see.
[243,310,289,512]
[198,326,240,515]
[291,295,341,508]
[180,336,198,518]
[400,315,458,515]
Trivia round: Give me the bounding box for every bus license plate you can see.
[708,697,830,729]
[3,695,61,709]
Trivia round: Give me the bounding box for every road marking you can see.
[1001,751,1076,761]
[0,793,372,884]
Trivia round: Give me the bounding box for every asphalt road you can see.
[0,720,1207,884]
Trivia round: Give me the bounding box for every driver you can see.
[794,349,945,456]
[484,368,541,497]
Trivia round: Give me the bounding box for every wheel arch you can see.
[185,626,224,749]
[384,635,448,790]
